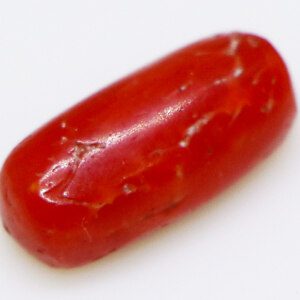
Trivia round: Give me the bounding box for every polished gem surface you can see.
[0,33,296,268]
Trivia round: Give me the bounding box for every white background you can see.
[0,1,299,299]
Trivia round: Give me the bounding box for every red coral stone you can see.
[0,33,296,268]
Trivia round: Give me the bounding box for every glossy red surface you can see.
[0,33,296,268]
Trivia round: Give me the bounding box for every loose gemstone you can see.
[0,32,296,268]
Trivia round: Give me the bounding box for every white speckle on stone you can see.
[61,121,67,128]
[187,115,210,135]
[213,78,227,86]
[179,84,188,92]
[213,79,222,86]
[123,183,137,195]
[233,67,244,78]
[251,70,263,86]
[179,140,188,148]
[186,124,198,136]
[227,36,240,56]
[72,144,85,160]
[62,191,69,198]
[60,136,68,144]
[179,114,213,148]
[71,141,106,161]
[261,98,274,113]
